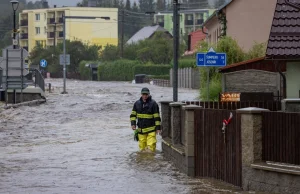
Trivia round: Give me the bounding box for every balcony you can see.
[185,20,194,26]
[48,32,55,38]
[48,18,56,24]
[196,19,204,25]
[20,33,28,39]
[20,20,28,27]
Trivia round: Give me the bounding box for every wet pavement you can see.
[0,79,264,194]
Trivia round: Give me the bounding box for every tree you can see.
[100,44,119,61]
[132,2,138,12]
[125,0,131,10]
[157,0,166,11]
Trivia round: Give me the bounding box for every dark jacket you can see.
[130,96,161,134]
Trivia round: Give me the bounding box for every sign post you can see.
[196,48,227,101]
[40,59,47,68]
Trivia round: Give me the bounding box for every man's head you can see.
[141,87,150,101]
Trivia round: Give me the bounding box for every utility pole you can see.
[62,14,67,94]
[120,9,125,58]
[53,22,57,53]
[173,0,179,102]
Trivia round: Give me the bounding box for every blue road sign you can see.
[197,48,227,67]
[40,59,47,68]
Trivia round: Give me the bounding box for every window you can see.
[35,27,40,35]
[35,14,40,21]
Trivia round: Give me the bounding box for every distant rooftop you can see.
[126,25,170,45]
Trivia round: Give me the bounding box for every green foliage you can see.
[215,36,246,65]
[100,44,119,61]
[29,40,100,74]
[200,73,222,101]
[147,75,170,80]
[97,60,171,81]
[98,60,140,81]
[79,61,92,80]
[134,64,171,75]
[246,42,267,60]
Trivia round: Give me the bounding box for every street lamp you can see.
[10,0,19,49]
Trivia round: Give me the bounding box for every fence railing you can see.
[34,69,45,92]
[183,101,281,111]
[152,79,170,87]
[262,111,300,165]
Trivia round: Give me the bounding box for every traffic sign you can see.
[60,54,70,65]
[196,48,227,67]
[40,59,47,68]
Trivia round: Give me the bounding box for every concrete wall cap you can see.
[169,102,186,107]
[237,107,270,114]
[182,105,202,110]
[282,98,300,102]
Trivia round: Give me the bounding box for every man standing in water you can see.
[130,88,161,152]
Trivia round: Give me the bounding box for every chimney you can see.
[88,0,97,7]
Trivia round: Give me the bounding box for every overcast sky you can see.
[31,0,138,7]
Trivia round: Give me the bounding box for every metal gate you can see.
[194,109,242,187]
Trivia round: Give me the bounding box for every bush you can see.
[79,60,92,80]
[200,73,222,101]
[147,75,170,80]
[134,64,171,76]
[98,60,140,81]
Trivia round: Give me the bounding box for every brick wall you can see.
[223,70,281,95]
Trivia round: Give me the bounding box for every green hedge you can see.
[170,58,197,68]
[134,65,171,76]
[79,60,92,80]
[97,60,171,81]
[147,75,170,80]
[98,60,140,81]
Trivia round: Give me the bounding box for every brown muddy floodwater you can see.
[0,79,267,194]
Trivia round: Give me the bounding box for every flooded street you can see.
[1,79,254,194]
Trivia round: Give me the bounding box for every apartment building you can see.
[154,9,215,36]
[19,7,118,53]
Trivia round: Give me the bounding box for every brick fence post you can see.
[160,101,173,138]
[237,107,269,190]
[182,105,202,177]
[169,102,186,145]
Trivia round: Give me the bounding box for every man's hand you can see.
[156,130,161,135]
[132,125,136,130]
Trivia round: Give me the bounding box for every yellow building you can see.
[19,7,118,53]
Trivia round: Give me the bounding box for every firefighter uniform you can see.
[130,95,161,152]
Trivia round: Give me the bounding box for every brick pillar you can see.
[170,102,185,145]
[182,105,202,177]
[237,107,269,190]
[160,101,173,138]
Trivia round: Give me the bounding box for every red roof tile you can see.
[266,0,300,59]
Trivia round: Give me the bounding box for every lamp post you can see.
[10,0,19,49]
[62,15,110,94]
[173,0,179,102]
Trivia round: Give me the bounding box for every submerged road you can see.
[0,79,264,194]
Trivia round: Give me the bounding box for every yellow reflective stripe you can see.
[131,111,137,115]
[153,113,160,118]
[139,126,156,133]
[155,121,161,126]
[137,114,153,119]
[130,117,136,121]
